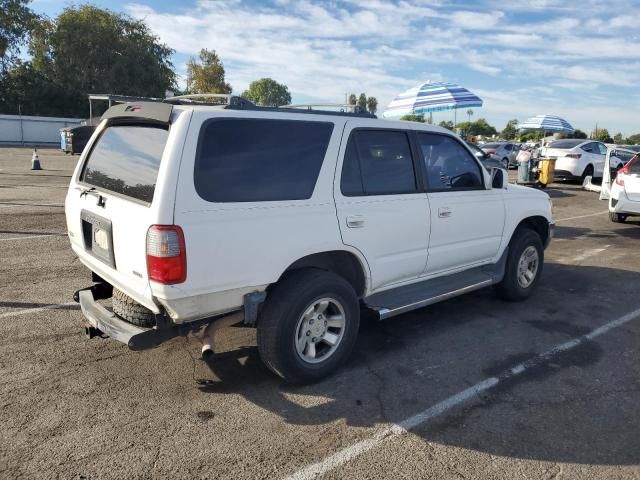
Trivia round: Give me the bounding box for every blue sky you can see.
[31,0,640,135]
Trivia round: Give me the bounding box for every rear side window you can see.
[341,129,417,196]
[629,157,640,174]
[195,118,333,202]
[80,125,168,203]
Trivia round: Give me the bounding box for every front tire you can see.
[609,211,627,223]
[502,158,509,169]
[257,269,360,385]
[495,228,544,302]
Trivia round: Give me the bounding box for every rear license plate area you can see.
[81,210,116,268]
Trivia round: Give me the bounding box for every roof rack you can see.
[162,94,376,118]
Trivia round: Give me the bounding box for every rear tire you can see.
[609,211,627,223]
[112,289,156,327]
[257,269,360,385]
[495,228,544,302]
[580,165,594,183]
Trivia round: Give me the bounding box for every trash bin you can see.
[538,158,556,186]
[517,158,533,184]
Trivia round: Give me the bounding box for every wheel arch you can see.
[513,215,550,247]
[276,250,369,298]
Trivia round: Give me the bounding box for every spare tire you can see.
[112,289,156,328]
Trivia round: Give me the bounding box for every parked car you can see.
[466,142,504,170]
[609,154,640,223]
[62,125,96,155]
[481,142,519,168]
[544,139,608,181]
[66,98,553,384]
[621,145,640,153]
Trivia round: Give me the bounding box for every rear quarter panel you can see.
[165,110,349,319]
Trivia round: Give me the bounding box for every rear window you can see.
[629,157,640,174]
[549,139,583,149]
[80,125,168,203]
[194,118,333,202]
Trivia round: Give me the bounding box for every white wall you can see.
[0,114,83,146]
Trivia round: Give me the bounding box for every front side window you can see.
[419,133,484,191]
[195,118,333,202]
[340,129,417,196]
[80,125,168,203]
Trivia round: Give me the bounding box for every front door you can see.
[334,125,430,291]
[416,132,506,275]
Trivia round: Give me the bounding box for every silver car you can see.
[481,142,520,169]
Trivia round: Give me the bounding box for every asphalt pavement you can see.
[0,148,639,479]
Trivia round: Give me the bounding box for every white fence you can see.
[0,114,83,147]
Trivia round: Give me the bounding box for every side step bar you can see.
[364,260,506,321]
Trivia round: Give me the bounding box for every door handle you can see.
[346,215,365,228]
[438,207,452,218]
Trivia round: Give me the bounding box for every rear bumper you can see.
[78,289,148,345]
[554,169,579,181]
[611,192,640,215]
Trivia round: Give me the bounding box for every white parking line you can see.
[555,211,607,223]
[567,246,610,263]
[0,234,66,242]
[284,306,640,480]
[0,302,78,319]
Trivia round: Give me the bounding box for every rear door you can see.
[334,124,430,291]
[593,142,608,176]
[65,115,178,311]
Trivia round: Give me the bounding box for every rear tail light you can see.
[146,225,186,284]
[565,153,581,159]
[615,158,637,186]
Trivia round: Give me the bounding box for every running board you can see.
[364,267,498,320]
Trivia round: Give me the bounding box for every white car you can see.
[481,142,519,169]
[544,139,608,181]
[65,97,553,384]
[609,153,640,223]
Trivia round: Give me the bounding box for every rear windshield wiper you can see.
[80,186,106,207]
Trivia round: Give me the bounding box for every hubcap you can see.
[517,246,539,288]
[294,298,346,364]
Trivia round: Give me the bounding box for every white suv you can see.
[66,98,553,384]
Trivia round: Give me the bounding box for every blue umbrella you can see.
[383,81,483,123]
[517,115,574,133]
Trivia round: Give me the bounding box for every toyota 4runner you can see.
[66,96,553,384]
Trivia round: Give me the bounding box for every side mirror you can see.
[491,167,508,189]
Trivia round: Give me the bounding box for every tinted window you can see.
[341,130,417,196]
[195,119,333,202]
[581,142,595,153]
[628,157,640,174]
[504,144,512,151]
[419,133,483,191]
[466,143,486,159]
[595,143,608,155]
[81,125,168,203]
[550,139,583,149]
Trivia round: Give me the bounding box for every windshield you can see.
[549,139,583,149]
[80,125,168,203]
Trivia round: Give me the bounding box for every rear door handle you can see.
[346,215,365,228]
[438,207,452,218]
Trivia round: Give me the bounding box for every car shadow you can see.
[195,263,640,465]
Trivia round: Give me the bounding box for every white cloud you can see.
[449,10,504,30]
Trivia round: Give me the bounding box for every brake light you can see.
[146,225,186,284]
[615,159,636,186]
[565,153,581,159]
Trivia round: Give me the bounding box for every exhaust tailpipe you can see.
[201,311,244,359]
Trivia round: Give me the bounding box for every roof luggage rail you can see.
[163,94,377,118]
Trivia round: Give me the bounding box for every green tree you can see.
[591,127,610,142]
[186,48,231,95]
[613,132,624,144]
[348,93,357,106]
[466,109,473,122]
[399,114,424,123]
[357,93,367,110]
[571,129,588,139]
[502,119,518,140]
[456,118,497,137]
[438,120,454,131]
[241,77,291,106]
[366,96,378,115]
[26,5,176,117]
[626,133,640,144]
[0,0,37,72]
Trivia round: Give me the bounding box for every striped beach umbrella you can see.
[383,81,483,120]
[517,115,574,133]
